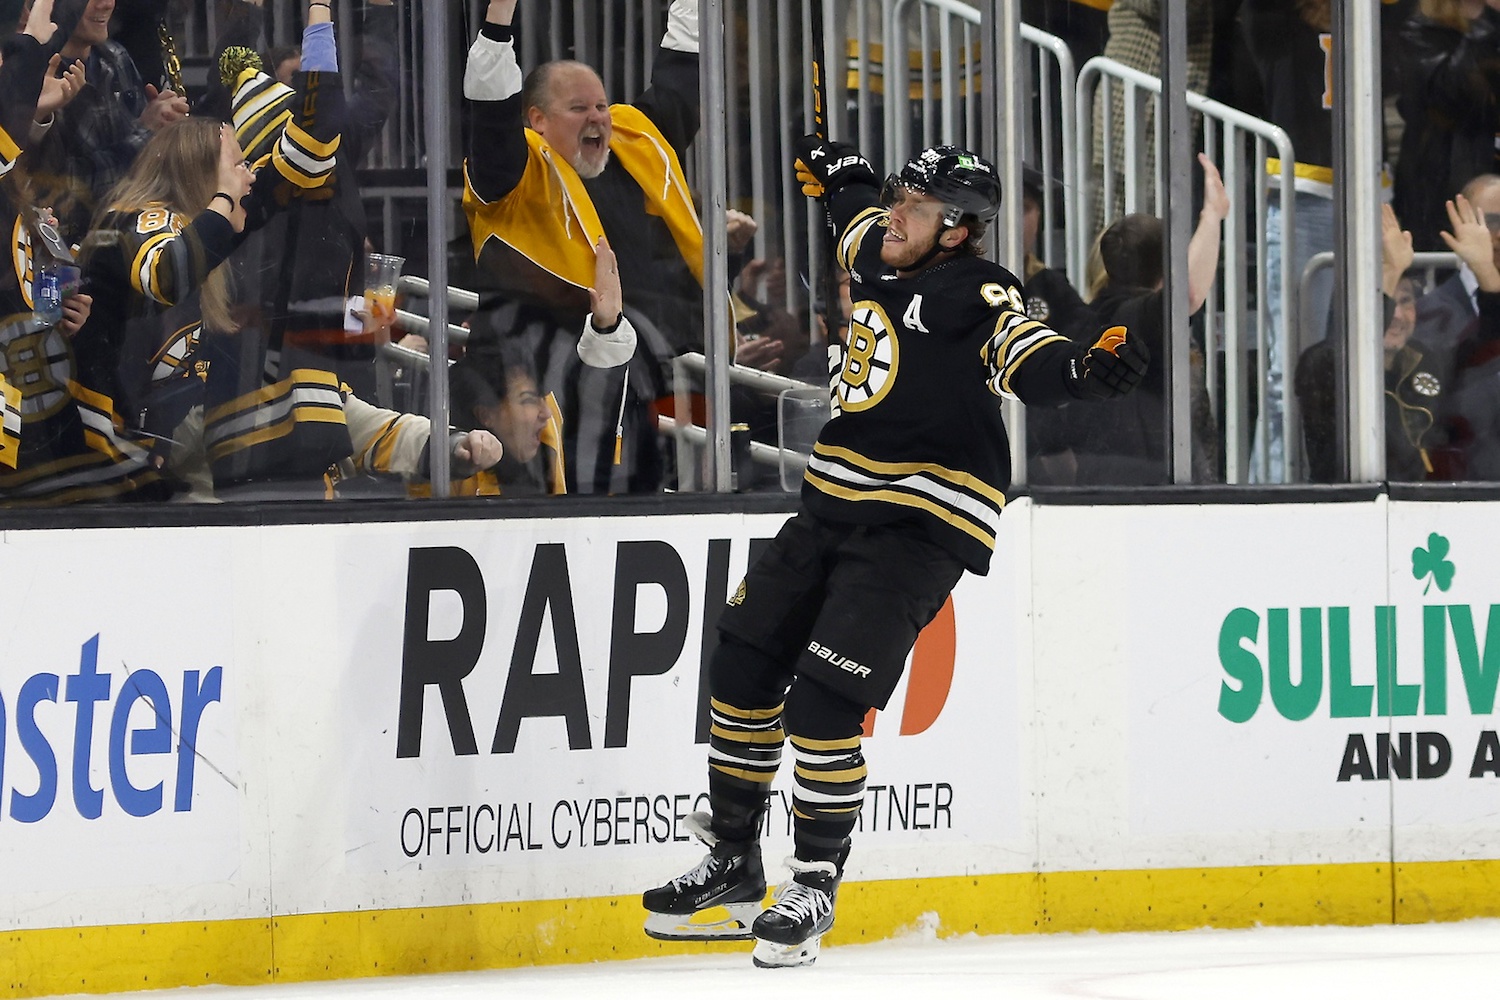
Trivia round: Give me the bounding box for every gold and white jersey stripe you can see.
[804,442,1006,550]
[982,309,1070,399]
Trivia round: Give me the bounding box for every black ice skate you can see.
[642,811,766,941]
[750,857,841,968]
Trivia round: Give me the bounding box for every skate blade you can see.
[751,933,821,968]
[644,902,761,942]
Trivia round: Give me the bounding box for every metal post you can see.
[702,0,732,492]
[986,0,1026,484]
[423,2,452,493]
[1333,0,1384,482]
[1160,1,1192,483]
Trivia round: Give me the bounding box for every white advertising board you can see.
[1386,501,1500,861]
[5,496,1499,949]
[299,509,1031,913]
[1032,503,1392,869]
[0,528,256,930]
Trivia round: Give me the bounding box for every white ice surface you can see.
[51,919,1500,1000]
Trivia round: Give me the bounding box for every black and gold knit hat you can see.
[222,46,296,166]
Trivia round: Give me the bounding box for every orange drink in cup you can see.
[364,253,405,336]
[366,285,397,324]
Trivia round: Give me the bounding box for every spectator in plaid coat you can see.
[28,0,189,244]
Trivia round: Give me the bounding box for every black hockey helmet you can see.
[882,145,1002,227]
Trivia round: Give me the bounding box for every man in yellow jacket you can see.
[462,0,700,495]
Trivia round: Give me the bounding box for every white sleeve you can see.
[661,0,699,54]
[344,392,433,478]
[577,314,639,368]
[464,33,524,102]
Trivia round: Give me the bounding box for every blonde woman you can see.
[73,5,342,496]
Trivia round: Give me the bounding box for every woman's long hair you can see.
[88,117,237,334]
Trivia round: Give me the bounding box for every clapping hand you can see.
[140,85,190,132]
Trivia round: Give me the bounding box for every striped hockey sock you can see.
[789,732,866,862]
[707,696,784,841]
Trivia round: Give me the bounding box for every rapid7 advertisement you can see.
[336,513,1029,897]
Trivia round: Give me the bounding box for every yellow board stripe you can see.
[7,861,1498,996]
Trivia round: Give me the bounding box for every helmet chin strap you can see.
[903,231,958,272]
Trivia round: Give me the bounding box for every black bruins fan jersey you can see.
[0,35,168,503]
[1242,0,1407,186]
[809,182,1084,575]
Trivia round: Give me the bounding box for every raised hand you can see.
[793,134,876,200]
[1198,153,1229,224]
[726,209,758,253]
[1439,194,1500,291]
[35,55,86,120]
[23,0,56,42]
[588,235,621,329]
[486,0,519,25]
[1381,203,1414,298]
[211,126,255,232]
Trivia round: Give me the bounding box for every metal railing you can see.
[880,1,1076,272]
[173,2,1067,496]
[669,353,822,492]
[1077,55,1299,485]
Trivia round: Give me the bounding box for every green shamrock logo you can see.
[1412,532,1455,595]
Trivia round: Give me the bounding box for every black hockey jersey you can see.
[807,183,1083,575]
[1241,0,1407,187]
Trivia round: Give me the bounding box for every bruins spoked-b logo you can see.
[837,301,899,412]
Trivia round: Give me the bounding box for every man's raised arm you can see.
[463,0,528,203]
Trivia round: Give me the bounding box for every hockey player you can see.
[641,138,1149,967]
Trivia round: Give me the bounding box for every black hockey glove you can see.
[1064,326,1149,400]
[793,134,877,201]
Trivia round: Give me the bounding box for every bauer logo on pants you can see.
[807,640,872,677]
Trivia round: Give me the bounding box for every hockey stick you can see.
[807,0,842,336]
